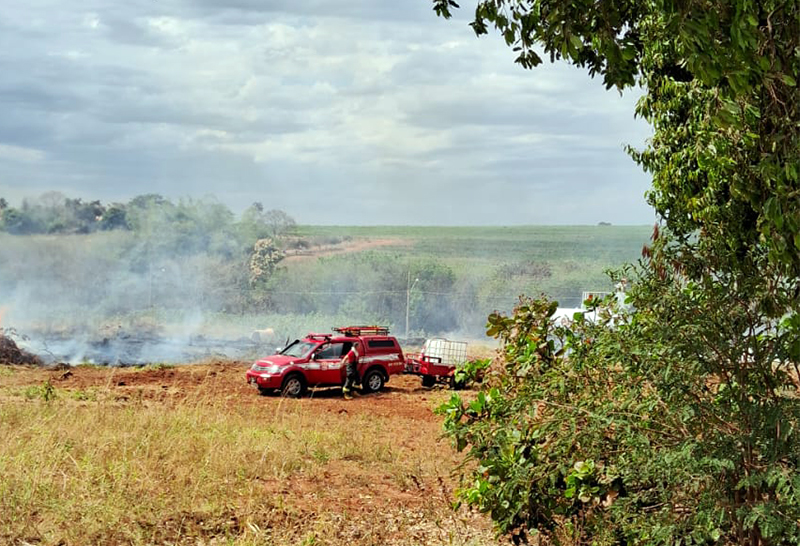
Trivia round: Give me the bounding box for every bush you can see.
[440,285,800,544]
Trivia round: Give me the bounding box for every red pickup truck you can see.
[246,326,406,397]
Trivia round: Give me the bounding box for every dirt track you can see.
[283,238,407,263]
[6,361,448,421]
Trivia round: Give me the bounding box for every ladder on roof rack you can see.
[332,325,390,336]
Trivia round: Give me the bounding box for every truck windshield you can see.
[281,340,317,358]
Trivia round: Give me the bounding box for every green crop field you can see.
[286,224,651,310]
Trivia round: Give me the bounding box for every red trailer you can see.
[405,337,468,388]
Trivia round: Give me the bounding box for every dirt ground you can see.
[283,238,407,263]
[3,361,450,418]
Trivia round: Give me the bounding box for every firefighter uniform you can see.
[342,344,360,399]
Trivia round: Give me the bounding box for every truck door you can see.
[311,342,346,385]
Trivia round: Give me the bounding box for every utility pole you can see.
[405,271,419,340]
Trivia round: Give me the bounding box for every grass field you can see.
[294,225,650,265]
[0,362,504,546]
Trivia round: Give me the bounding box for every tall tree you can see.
[434,1,800,544]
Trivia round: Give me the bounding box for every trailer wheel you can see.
[421,375,436,388]
[280,373,306,398]
[449,375,466,391]
[361,369,385,393]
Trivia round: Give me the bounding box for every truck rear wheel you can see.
[280,374,306,398]
[421,375,436,388]
[361,368,385,393]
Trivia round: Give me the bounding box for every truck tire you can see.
[421,375,436,388]
[361,368,385,394]
[280,373,306,398]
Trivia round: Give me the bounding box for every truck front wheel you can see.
[361,369,385,394]
[280,374,306,398]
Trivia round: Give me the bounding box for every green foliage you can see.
[294,225,648,325]
[626,233,800,545]
[268,252,460,333]
[439,296,629,543]
[0,194,300,318]
[452,357,490,387]
[238,202,274,243]
[0,193,295,263]
[433,0,644,88]
[433,0,799,543]
[441,290,800,544]
[67,388,97,402]
[0,192,114,235]
[23,380,56,402]
[125,195,240,258]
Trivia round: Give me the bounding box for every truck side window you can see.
[315,342,345,360]
[367,339,396,349]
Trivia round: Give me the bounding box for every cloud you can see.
[0,0,653,225]
[0,144,45,163]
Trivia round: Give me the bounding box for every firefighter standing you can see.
[342,342,360,400]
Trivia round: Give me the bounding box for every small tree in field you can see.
[434,0,800,544]
[263,209,296,240]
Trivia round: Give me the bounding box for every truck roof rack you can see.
[332,325,390,336]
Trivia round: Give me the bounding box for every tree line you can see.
[0,192,295,243]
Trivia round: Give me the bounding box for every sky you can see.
[0,0,656,226]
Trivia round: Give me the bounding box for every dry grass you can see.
[0,364,503,546]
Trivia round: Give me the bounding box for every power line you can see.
[205,287,589,299]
